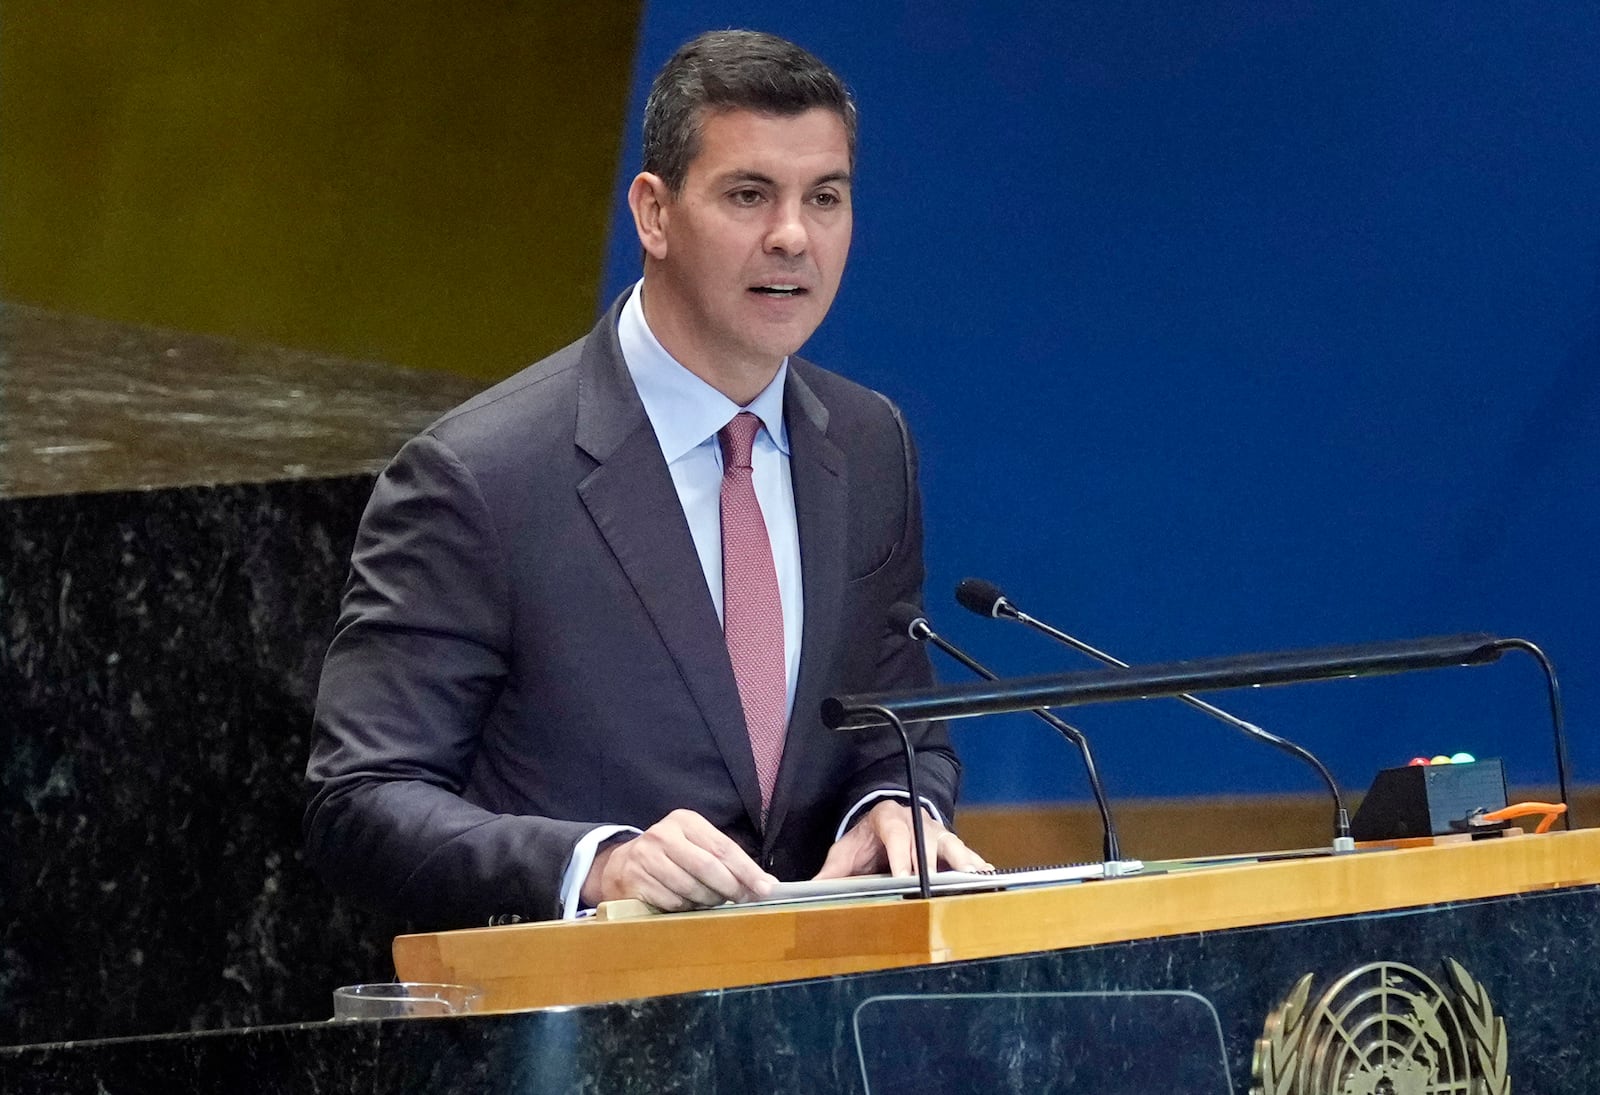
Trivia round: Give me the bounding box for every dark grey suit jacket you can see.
[304,292,960,929]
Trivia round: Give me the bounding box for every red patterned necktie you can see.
[718,411,787,819]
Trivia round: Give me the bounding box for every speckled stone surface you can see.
[0,304,485,1046]
[0,885,1595,1093]
[0,301,483,499]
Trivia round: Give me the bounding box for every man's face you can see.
[638,107,853,388]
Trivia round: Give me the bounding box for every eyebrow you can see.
[717,169,853,189]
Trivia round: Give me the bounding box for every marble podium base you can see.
[2,884,1596,1093]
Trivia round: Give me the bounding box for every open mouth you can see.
[750,285,808,297]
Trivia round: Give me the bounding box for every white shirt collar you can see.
[617,281,790,463]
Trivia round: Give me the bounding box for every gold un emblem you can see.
[1252,959,1509,1095]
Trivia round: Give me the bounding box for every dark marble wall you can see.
[1,478,398,1044]
[0,303,483,1046]
[1,885,1596,1094]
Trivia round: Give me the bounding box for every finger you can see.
[644,874,721,911]
[884,806,961,877]
[667,811,778,900]
[877,808,915,878]
[610,839,726,910]
[704,843,778,901]
[664,839,765,904]
[812,826,877,880]
[811,838,857,881]
[935,830,994,872]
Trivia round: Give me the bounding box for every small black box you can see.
[1350,759,1509,841]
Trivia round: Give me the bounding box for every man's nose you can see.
[764,201,808,256]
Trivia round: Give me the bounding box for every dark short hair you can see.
[642,30,857,193]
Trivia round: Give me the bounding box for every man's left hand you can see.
[811,799,993,880]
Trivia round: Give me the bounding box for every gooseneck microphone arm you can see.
[848,703,933,899]
[1490,638,1573,829]
[954,579,1373,852]
[888,603,1125,865]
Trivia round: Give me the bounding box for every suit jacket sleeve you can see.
[304,433,591,927]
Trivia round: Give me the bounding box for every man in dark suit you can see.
[305,30,986,930]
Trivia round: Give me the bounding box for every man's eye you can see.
[812,192,841,208]
[730,189,762,205]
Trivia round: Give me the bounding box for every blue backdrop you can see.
[601,3,1599,805]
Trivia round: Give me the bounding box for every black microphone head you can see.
[955,577,1009,618]
[887,602,930,640]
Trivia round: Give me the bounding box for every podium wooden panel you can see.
[392,828,1600,1015]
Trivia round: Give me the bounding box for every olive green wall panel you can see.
[0,2,642,380]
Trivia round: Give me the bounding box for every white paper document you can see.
[737,861,1143,909]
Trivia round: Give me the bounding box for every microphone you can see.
[955,578,1357,852]
[956,581,1575,833]
[887,603,1131,870]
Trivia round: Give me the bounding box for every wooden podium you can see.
[393,827,1600,1015]
[8,829,1598,1093]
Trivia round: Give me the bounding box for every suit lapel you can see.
[763,366,847,852]
[574,302,766,831]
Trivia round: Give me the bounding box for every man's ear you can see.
[628,172,672,261]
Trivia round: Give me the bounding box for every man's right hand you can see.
[579,809,778,911]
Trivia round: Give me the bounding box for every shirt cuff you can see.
[559,824,642,919]
[835,790,947,843]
